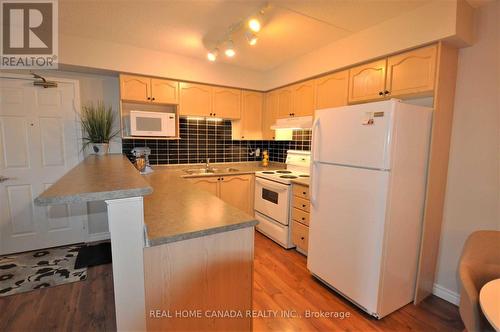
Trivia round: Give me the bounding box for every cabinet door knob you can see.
[378,92,383,96]
[301,237,305,240]
[302,192,306,195]
[241,136,244,139]
[384,90,390,95]
[147,97,151,100]
[301,217,305,220]
[302,204,306,208]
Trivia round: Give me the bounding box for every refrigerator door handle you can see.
[311,117,321,163]
[310,117,321,207]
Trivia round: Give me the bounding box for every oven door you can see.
[254,177,290,225]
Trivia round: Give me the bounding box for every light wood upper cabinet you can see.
[386,44,437,98]
[186,177,219,196]
[120,75,150,102]
[234,91,263,140]
[348,59,387,104]
[292,80,315,117]
[151,78,179,104]
[179,82,212,117]
[262,91,278,140]
[219,175,254,215]
[120,75,179,105]
[314,70,349,110]
[212,87,241,119]
[277,87,293,119]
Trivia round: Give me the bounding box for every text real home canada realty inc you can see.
[149,310,352,319]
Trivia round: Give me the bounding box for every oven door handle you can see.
[255,177,288,192]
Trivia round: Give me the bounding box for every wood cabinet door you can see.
[151,78,179,104]
[262,91,278,140]
[277,87,293,119]
[348,59,387,104]
[292,220,309,254]
[240,91,263,140]
[292,80,315,117]
[179,82,212,117]
[386,44,437,98]
[212,87,241,119]
[186,176,219,196]
[219,175,254,215]
[314,70,349,110]
[120,74,150,102]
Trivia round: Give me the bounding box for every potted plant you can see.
[80,101,119,156]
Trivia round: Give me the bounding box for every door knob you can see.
[0,176,11,183]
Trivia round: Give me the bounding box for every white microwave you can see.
[130,111,176,137]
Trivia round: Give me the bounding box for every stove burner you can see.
[276,170,292,174]
[280,175,298,179]
[262,171,275,174]
[299,175,310,178]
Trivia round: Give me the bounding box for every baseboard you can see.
[87,232,110,243]
[432,283,460,305]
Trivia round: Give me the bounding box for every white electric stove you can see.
[254,150,311,248]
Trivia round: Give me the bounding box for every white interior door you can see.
[313,100,395,170]
[0,76,86,255]
[308,163,389,314]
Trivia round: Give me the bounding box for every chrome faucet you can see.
[205,158,213,172]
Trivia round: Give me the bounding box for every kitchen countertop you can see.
[291,177,310,186]
[143,161,285,246]
[35,154,153,205]
[35,155,286,246]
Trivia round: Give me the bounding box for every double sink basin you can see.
[183,167,240,175]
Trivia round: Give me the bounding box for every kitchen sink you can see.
[183,167,240,175]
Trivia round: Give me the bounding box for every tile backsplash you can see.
[122,118,311,165]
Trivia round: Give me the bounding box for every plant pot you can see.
[91,143,109,156]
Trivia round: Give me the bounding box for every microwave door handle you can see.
[256,178,288,192]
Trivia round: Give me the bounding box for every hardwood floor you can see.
[0,231,464,331]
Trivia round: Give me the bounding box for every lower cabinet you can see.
[291,184,310,255]
[187,174,254,215]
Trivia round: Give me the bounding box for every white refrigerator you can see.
[308,99,432,318]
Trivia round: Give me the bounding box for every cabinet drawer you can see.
[292,184,309,200]
[293,196,310,212]
[292,221,309,253]
[292,208,310,226]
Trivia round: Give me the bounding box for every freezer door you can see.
[312,101,395,170]
[308,163,389,314]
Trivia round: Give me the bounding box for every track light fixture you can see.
[248,18,261,32]
[246,32,258,46]
[206,6,267,62]
[207,48,218,61]
[225,40,235,57]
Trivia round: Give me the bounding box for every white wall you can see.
[434,0,500,304]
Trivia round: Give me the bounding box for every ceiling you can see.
[59,0,434,71]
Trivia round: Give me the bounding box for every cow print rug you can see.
[0,245,87,297]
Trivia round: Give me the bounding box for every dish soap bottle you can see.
[262,150,269,167]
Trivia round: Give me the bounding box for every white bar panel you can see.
[106,196,146,331]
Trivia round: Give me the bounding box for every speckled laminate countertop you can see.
[143,162,285,246]
[291,177,310,186]
[35,154,153,205]
[35,154,286,246]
